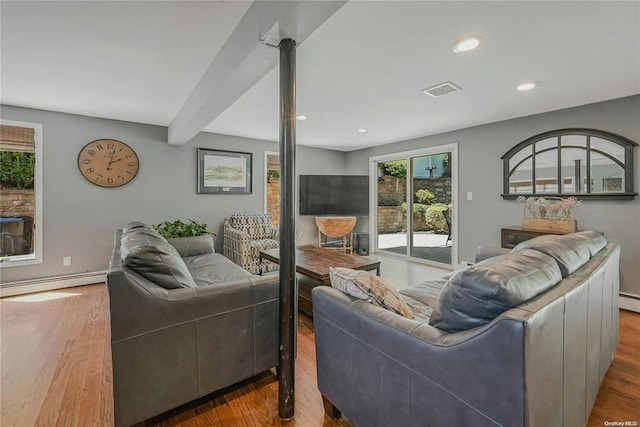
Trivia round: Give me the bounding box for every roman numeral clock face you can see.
[77,139,139,187]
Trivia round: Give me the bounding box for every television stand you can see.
[315,216,357,254]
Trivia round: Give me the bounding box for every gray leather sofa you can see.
[313,231,620,427]
[107,223,279,426]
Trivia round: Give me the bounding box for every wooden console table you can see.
[501,225,593,249]
[260,245,380,316]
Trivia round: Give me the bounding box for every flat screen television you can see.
[299,175,369,216]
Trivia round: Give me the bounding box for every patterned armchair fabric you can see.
[223,214,280,275]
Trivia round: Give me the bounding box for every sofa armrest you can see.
[270,224,280,240]
[475,245,510,263]
[223,225,252,266]
[168,234,215,257]
[224,225,250,243]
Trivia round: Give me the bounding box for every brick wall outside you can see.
[377,176,406,206]
[376,176,451,233]
[377,176,452,206]
[377,206,405,233]
[414,177,452,204]
[377,206,433,233]
[1,188,34,218]
[266,180,280,227]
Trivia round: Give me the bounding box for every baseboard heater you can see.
[620,292,640,313]
[0,270,107,298]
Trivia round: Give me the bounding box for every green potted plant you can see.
[153,219,215,239]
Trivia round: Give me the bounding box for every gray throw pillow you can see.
[167,235,215,257]
[121,225,196,289]
[123,221,147,232]
[572,231,607,256]
[429,249,562,332]
[511,233,591,277]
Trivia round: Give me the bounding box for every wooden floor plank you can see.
[1,284,638,426]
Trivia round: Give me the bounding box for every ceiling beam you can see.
[167,0,347,145]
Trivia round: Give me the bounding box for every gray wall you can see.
[345,95,640,296]
[3,96,638,296]
[0,105,344,283]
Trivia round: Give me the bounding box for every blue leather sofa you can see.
[313,231,619,426]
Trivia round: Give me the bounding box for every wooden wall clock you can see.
[77,139,139,187]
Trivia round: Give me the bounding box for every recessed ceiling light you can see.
[357,128,368,133]
[296,115,307,120]
[453,36,481,53]
[517,82,539,91]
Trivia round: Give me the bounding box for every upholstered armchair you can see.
[223,214,280,275]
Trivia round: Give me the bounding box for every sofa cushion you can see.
[168,234,215,257]
[121,225,196,289]
[329,267,415,319]
[183,253,252,286]
[511,233,591,277]
[429,249,562,332]
[250,239,279,251]
[399,277,448,323]
[572,230,607,256]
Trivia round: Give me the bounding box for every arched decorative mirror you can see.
[501,128,637,200]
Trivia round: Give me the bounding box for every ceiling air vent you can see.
[422,81,462,98]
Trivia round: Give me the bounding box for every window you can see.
[502,128,637,200]
[0,120,43,267]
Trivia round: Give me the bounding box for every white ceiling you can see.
[2,1,639,152]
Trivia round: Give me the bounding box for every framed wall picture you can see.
[602,177,623,192]
[197,148,252,194]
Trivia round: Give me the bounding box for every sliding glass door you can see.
[372,145,457,267]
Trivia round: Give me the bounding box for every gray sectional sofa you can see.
[107,222,279,426]
[313,231,620,427]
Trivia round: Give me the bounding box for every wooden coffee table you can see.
[260,245,381,316]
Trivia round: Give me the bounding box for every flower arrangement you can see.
[558,197,582,219]
[517,196,581,220]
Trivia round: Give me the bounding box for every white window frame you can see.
[0,120,43,268]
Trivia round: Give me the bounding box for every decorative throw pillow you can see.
[329,267,415,319]
[571,231,607,256]
[511,233,590,277]
[429,249,562,332]
[167,234,215,257]
[121,225,197,289]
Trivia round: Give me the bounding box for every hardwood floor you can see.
[1,283,638,426]
[587,310,640,426]
[0,285,112,426]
